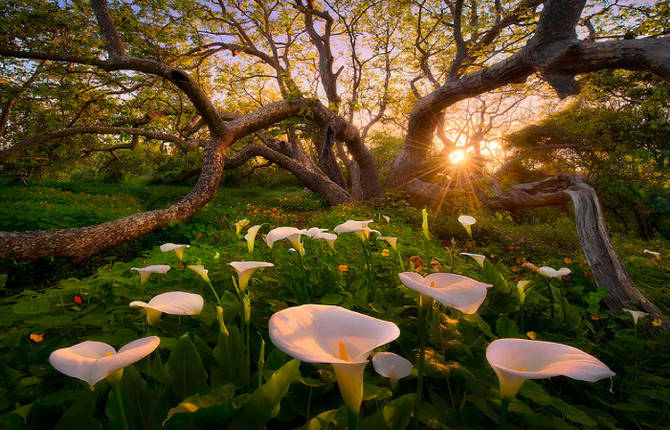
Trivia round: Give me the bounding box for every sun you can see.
[449,149,468,165]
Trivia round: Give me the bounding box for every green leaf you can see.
[166,336,208,400]
[55,390,101,430]
[229,359,301,430]
[163,384,236,426]
[212,327,249,387]
[361,393,415,430]
[320,293,343,305]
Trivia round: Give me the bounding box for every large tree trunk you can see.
[0,139,228,261]
[483,175,664,320]
[566,182,664,319]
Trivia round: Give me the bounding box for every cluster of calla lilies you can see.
[48,212,617,429]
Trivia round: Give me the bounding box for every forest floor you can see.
[0,181,669,429]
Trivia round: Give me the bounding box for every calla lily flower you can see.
[377,236,398,251]
[49,336,160,387]
[517,280,531,304]
[229,261,274,291]
[398,272,493,314]
[313,232,338,251]
[266,227,307,255]
[160,243,190,262]
[244,224,263,253]
[421,208,430,240]
[187,265,210,284]
[304,227,328,238]
[268,304,400,413]
[458,215,476,238]
[383,215,390,223]
[234,218,249,238]
[130,265,170,284]
[643,249,660,259]
[486,338,615,399]
[129,291,204,325]
[333,220,379,241]
[461,252,486,267]
[538,266,571,279]
[623,308,649,326]
[372,352,413,385]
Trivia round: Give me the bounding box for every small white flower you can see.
[130,265,171,284]
[372,352,412,383]
[229,261,274,291]
[313,232,338,251]
[377,236,398,251]
[159,243,190,261]
[623,308,649,326]
[49,336,160,387]
[244,224,263,253]
[398,272,492,314]
[643,249,660,259]
[266,227,307,255]
[461,252,486,267]
[538,266,571,279]
[130,291,204,324]
[187,265,210,283]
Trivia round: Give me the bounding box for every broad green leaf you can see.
[166,336,208,400]
[163,384,235,426]
[229,359,301,430]
[361,393,414,430]
[55,390,101,430]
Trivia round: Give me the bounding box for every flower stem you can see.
[413,301,429,429]
[347,407,360,430]
[559,286,568,324]
[499,398,510,430]
[114,381,130,430]
[297,252,309,303]
[544,280,555,319]
[206,280,222,307]
[396,247,405,271]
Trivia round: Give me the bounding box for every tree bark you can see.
[482,175,664,320]
[0,139,229,261]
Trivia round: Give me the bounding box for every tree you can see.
[0,0,669,319]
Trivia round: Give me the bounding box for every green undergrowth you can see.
[0,182,669,429]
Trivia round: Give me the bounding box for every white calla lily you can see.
[266,227,307,255]
[623,308,649,326]
[398,272,492,314]
[49,336,160,387]
[130,265,170,284]
[159,243,190,261]
[269,304,400,413]
[486,338,615,399]
[461,252,486,267]
[383,215,390,223]
[229,261,274,291]
[244,224,263,253]
[458,215,476,237]
[187,264,210,284]
[333,220,379,241]
[538,266,571,279]
[643,249,660,259]
[377,236,398,251]
[234,218,249,238]
[129,291,204,325]
[304,227,328,238]
[372,352,413,384]
[313,232,338,251]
